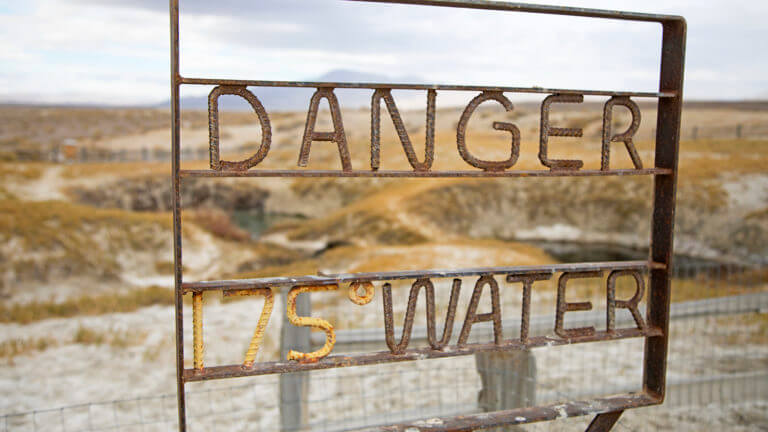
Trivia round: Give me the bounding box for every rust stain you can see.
[223,288,275,367]
[348,281,375,305]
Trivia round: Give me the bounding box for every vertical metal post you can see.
[169,0,186,431]
[475,350,536,432]
[643,18,686,401]
[585,411,624,431]
[280,292,311,432]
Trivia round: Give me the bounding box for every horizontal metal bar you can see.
[183,326,661,382]
[347,0,685,24]
[182,261,664,293]
[180,168,673,179]
[549,371,768,416]
[180,77,675,98]
[372,392,659,431]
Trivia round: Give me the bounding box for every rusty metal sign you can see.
[169,1,686,430]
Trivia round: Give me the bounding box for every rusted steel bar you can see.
[348,281,375,305]
[179,168,673,178]
[382,278,460,354]
[457,275,503,345]
[286,285,339,362]
[192,292,203,370]
[179,77,675,98]
[298,88,353,171]
[347,0,684,24]
[643,18,686,402]
[182,261,664,293]
[169,0,186,430]
[374,394,656,431]
[555,270,602,338]
[222,288,275,367]
[540,94,585,170]
[607,270,647,332]
[171,1,686,430]
[456,92,520,171]
[601,97,643,170]
[371,88,436,171]
[184,326,661,382]
[506,273,551,343]
[208,86,271,171]
[585,411,624,432]
[323,292,768,352]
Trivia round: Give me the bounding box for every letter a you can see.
[298,88,352,171]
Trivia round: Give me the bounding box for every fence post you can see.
[475,350,537,432]
[280,291,310,432]
[736,124,743,139]
[692,126,698,140]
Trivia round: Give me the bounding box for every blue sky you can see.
[0,0,766,106]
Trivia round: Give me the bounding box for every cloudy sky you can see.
[0,0,766,106]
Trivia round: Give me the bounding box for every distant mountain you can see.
[165,69,427,112]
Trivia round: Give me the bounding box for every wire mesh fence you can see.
[2,262,766,431]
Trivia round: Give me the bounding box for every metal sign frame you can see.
[169,1,686,430]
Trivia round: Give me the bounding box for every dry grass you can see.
[671,272,768,303]
[0,336,58,360]
[233,242,308,273]
[0,199,171,245]
[0,199,171,288]
[61,161,171,179]
[1,325,151,362]
[74,325,148,348]
[0,286,173,324]
[59,160,214,179]
[274,179,459,245]
[747,208,768,221]
[233,258,323,282]
[154,260,176,274]
[713,313,768,345]
[0,107,260,157]
[0,162,44,181]
[0,186,16,200]
[633,138,768,180]
[290,177,388,206]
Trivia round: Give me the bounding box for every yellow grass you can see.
[0,162,45,181]
[0,337,58,360]
[0,286,173,324]
[0,200,172,285]
[74,325,148,348]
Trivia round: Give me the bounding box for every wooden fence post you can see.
[280,291,311,432]
[475,350,537,432]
